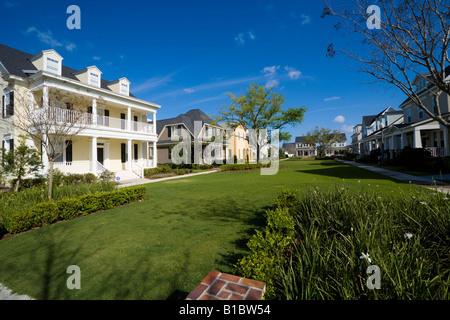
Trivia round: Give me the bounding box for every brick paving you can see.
[186,270,266,301]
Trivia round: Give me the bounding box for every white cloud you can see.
[334,115,346,123]
[341,124,354,133]
[285,66,301,80]
[300,14,312,25]
[65,43,76,52]
[92,56,101,61]
[133,72,178,93]
[25,26,76,52]
[265,79,279,89]
[324,96,341,102]
[263,65,280,76]
[234,32,256,45]
[183,88,195,94]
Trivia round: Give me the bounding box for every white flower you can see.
[444,197,449,200]
[420,202,427,205]
[360,253,372,263]
[404,233,413,239]
[358,180,361,183]
[377,196,382,199]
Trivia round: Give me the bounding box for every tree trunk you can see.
[14,177,20,192]
[48,159,54,201]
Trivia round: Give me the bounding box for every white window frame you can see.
[89,72,100,87]
[45,56,61,75]
[120,82,129,95]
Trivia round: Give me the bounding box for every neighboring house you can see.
[351,124,362,153]
[0,43,160,180]
[353,69,450,159]
[156,109,227,164]
[358,107,403,155]
[324,133,348,156]
[282,143,296,158]
[294,136,317,157]
[225,124,254,163]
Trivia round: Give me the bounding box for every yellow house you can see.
[0,43,160,181]
[226,124,254,163]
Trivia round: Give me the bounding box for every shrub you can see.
[219,163,270,172]
[2,186,146,234]
[57,198,83,220]
[395,146,431,170]
[237,187,450,300]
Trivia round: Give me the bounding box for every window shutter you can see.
[9,139,14,157]
[9,92,14,116]
[104,109,110,126]
[168,126,171,138]
[121,143,126,163]
[65,140,73,162]
[1,95,4,118]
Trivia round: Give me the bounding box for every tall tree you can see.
[304,126,342,157]
[216,83,307,162]
[323,0,450,127]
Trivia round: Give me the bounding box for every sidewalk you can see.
[117,169,219,188]
[336,159,450,194]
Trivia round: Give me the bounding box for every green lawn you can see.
[0,159,425,300]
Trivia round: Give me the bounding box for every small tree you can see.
[304,126,342,157]
[216,83,307,162]
[1,136,43,192]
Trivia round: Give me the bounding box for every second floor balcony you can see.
[31,106,154,134]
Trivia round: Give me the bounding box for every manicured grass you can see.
[0,159,430,300]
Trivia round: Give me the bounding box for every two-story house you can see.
[351,124,362,153]
[156,109,228,164]
[383,71,450,158]
[294,136,317,157]
[0,43,159,181]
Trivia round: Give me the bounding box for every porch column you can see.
[153,141,157,168]
[127,107,132,131]
[92,98,97,125]
[413,129,422,148]
[401,133,407,149]
[127,139,132,170]
[104,141,110,170]
[29,90,35,114]
[91,137,97,174]
[43,85,49,108]
[444,127,449,156]
[152,112,156,134]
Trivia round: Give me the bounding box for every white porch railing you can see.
[425,147,446,158]
[131,160,144,178]
[53,161,91,174]
[32,107,154,134]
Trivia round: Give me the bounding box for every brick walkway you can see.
[186,270,266,301]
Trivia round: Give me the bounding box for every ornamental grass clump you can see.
[237,185,449,300]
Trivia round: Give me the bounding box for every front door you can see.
[97,147,104,165]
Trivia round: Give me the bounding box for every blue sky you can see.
[1,0,408,143]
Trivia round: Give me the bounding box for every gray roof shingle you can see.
[0,43,136,97]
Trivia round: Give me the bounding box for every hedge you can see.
[219,163,271,171]
[2,186,146,235]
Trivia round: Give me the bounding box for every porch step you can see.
[114,170,141,182]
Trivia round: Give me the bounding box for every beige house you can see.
[226,124,254,163]
[0,43,160,181]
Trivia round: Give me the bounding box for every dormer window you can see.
[415,78,427,92]
[45,57,60,74]
[120,83,129,95]
[89,72,100,87]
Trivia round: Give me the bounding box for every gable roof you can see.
[0,43,136,97]
[362,115,377,126]
[156,109,215,136]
